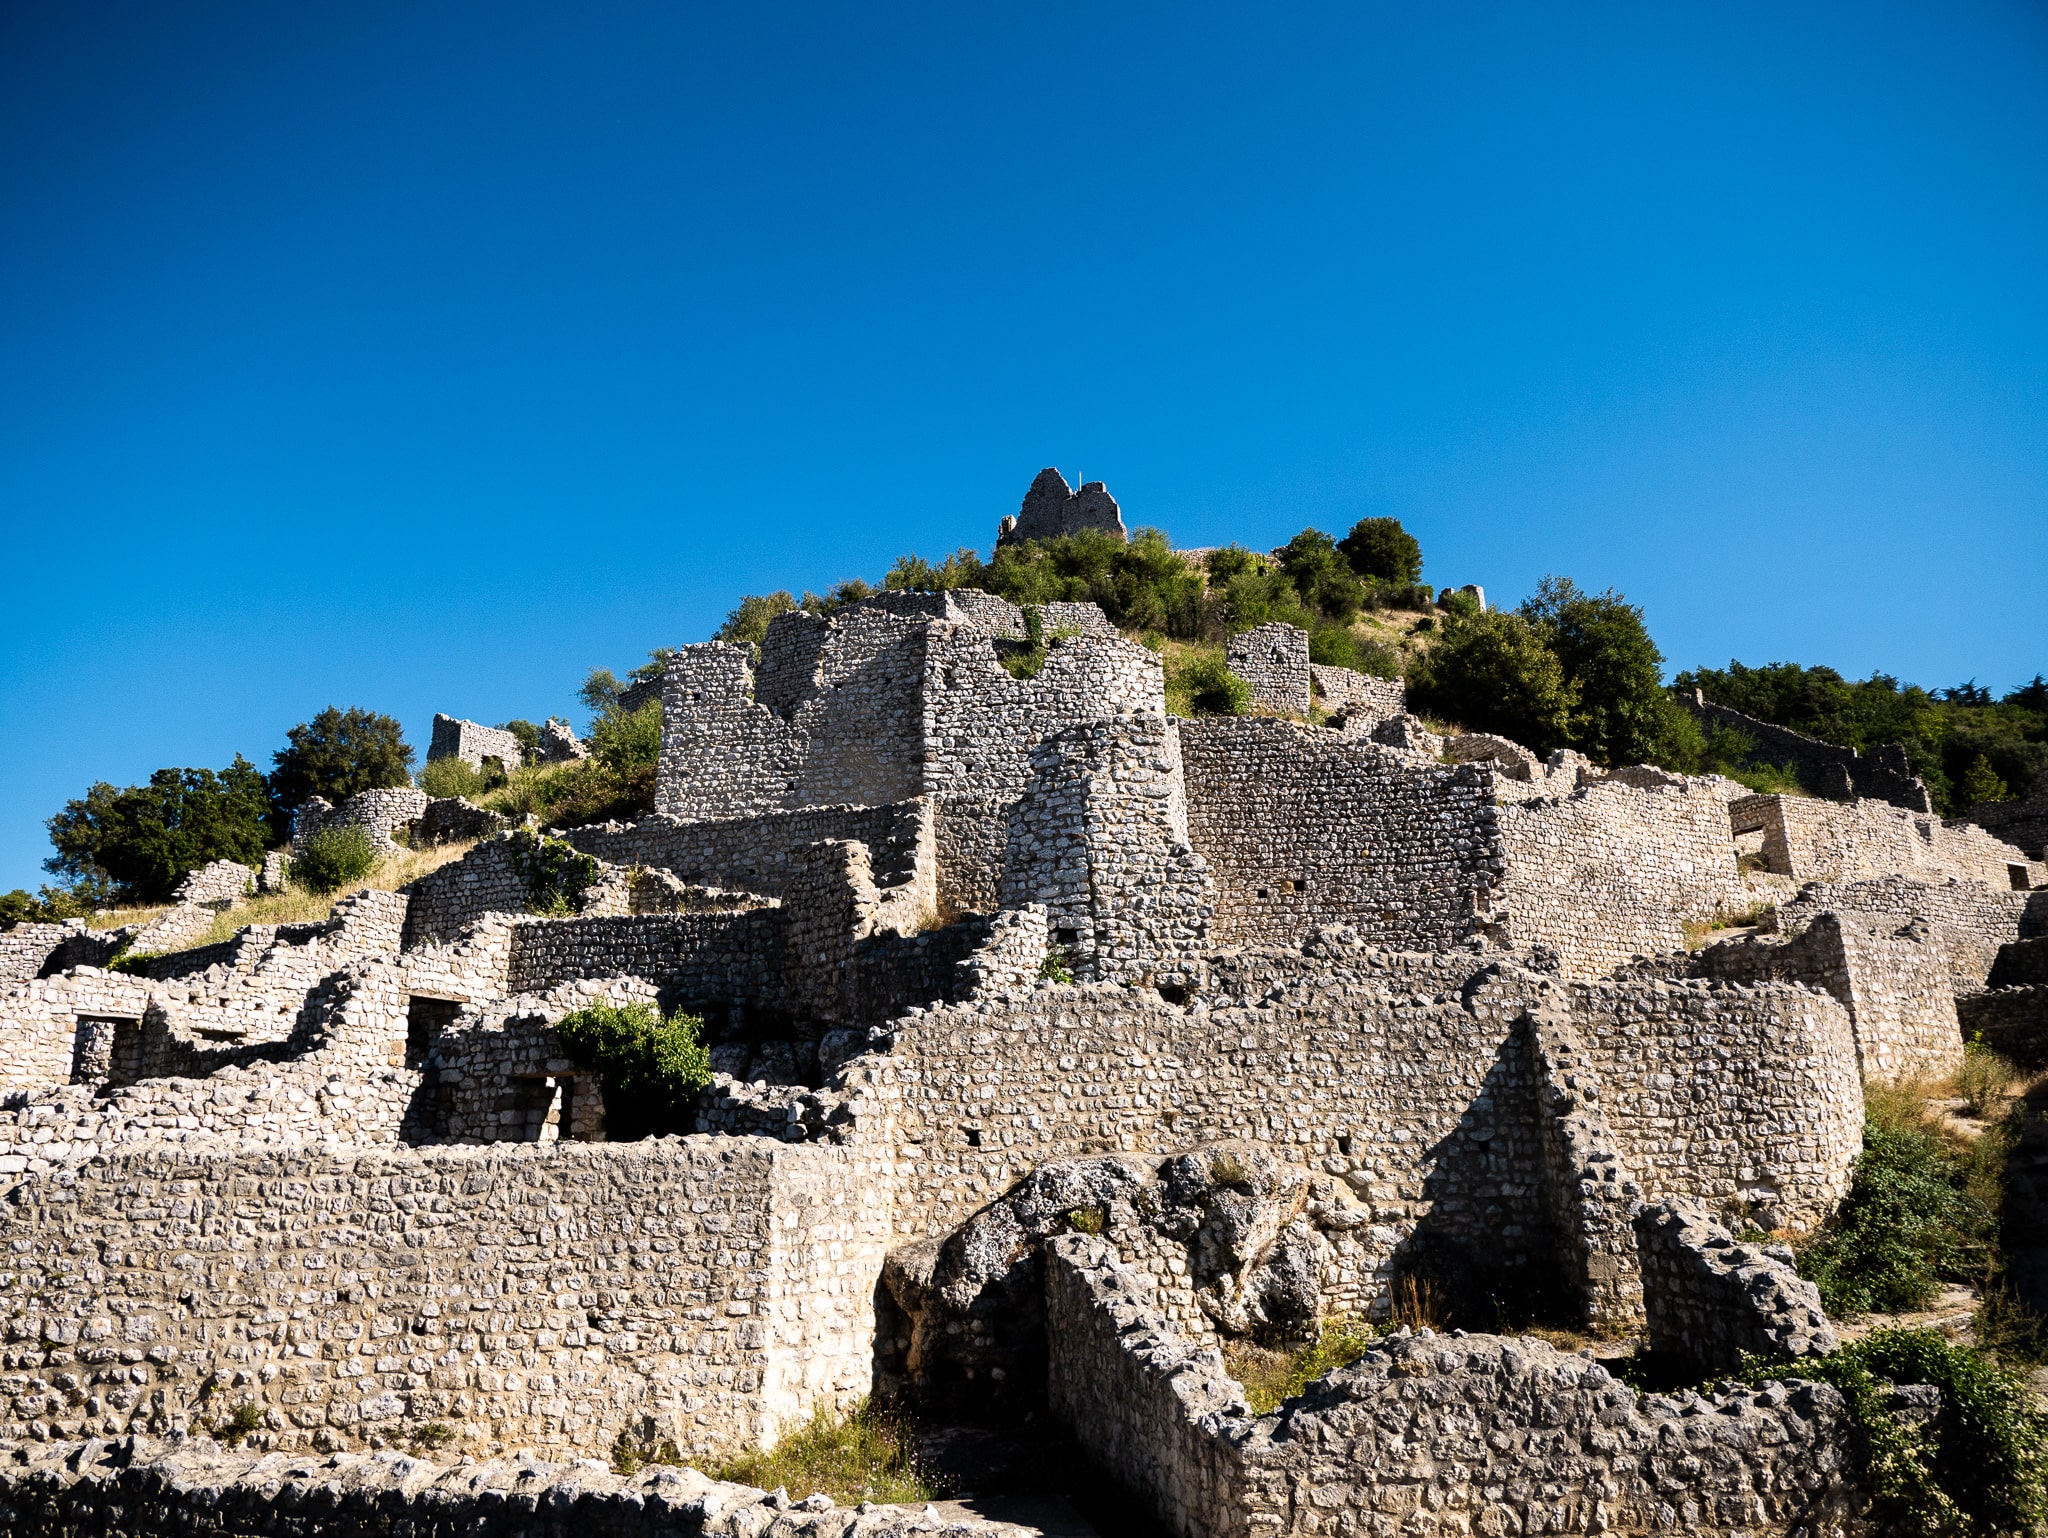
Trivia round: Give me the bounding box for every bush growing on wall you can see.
[508,828,600,915]
[553,1000,712,1140]
[1167,650,1252,718]
[291,824,379,894]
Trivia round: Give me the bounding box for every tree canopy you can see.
[44,755,271,905]
[268,706,413,827]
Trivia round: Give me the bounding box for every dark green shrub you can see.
[1224,569,1314,632]
[553,1000,712,1140]
[1204,544,1264,583]
[501,720,541,759]
[716,591,797,646]
[1746,1330,2048,1538]
[1798,1102,1994,1315]
[291,824,379,893]
[1339,517,1423,585]
[1276,529,1365,624]
[1038,944,1074,984]
[885,548,987,591]
[1352,637,1403,680]
[508,829,600,915]
[268,707,414,839]
[45,755,272,906]
[1438,587,1481,618]
[1308,623,1357,668]
[1522,577,1668,768]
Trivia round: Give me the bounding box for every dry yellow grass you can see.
[96,840,478,952]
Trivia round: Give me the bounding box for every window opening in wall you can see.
[70,1016,141,1087]
[1055,926,1079,946]
[2011,864,2033,892]
[405,996,464,1069]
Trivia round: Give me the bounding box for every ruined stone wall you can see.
[0,1437,1036,1538]
[1494,776,1742,979]
[1772,874,2043,993]
[1224,623,1309,718]
[1957,985,2048,1069]
[1693,912,1962,1081]
[997,717,1213,983]
[428,713,526,770]
[1001,468,1127,545]
[1043,1237,1861,1538]
[1965,762,2048,857]
[292,787,430,858]
[863,949,1565,1318]
[932,792,1009,915]
[1307,663,1404,722]
[568,800,930,904]
[854,588,1119,641]
[404,834,533,945]
[0,969,155,1096]
[1177,718,1499,953]
[0,1136,890,1462]
[0,922,121,985]
[1733,793,2042,890]
[1569,978,1862,1231]
[504,911,790,1014]
[1681,689,1931,812]
[1633,1200,1838,1378]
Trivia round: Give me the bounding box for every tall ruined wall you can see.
[1694,912,1961,1081]
[1571,978,1862,1231]
[429,714,526,770]
[1225,623,1309,718]
[1494,776,1742,978]
[0,1136,890,1461]
[1177,718,1499,953]
[1308,664,1404,722]
[997,717,1213,982]
[656,611,931,820]
[1733,792,2042,890]
[1773,874,2044,993]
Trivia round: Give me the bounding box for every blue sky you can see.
[2,2,2044,891]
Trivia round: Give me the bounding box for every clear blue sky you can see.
[2,3,2045,892]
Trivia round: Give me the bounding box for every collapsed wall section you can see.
[1771,874,2043,993]
[1177,717,1500,952]
[1732,792,2043,890]
[0,1136,889,1461]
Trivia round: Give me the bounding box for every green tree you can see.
[1521,576,1667,767]
[268,707,413,832]
[1276,529,1365,624]
[1338,517,1423,585]
[45,755,272,905]
[884,548,987,592]
[716,592,797,647]
[1957,753,2010,806]
[1408,610,1577,755]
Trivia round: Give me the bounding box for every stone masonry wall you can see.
[1307,663,1404,723]
[1043,1236,1862,1538]
[1732,793,2043,891]
[429,714,526,770]
[568,801,931,905]
[1177,717,1501,953]
[1570,978,1862,1231]
[1693,911,1962,1081]
[1681,689,1931,812]
[0,1136,890,1462]
[293,787,430,858]
[1633,1200,1838,1378]
[1494,775,1742,979]
[1772,875,2044,993]
[505,911,790,1015]
[1224,623,1309,718]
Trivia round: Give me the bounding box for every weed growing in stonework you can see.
[508,828,599,915]
[1037,943,1074,984]
[1224,1317,1382,1415]
[216,1402,266,1445]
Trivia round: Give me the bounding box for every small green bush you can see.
[1746,1329,2048,1538]
[1308,623,1357,668]
[291,824,379,893]
[1038,944,1074,984]
[553,1000,712,1140]
[1437,587,1481,618]
[419,755,496,800]
[711,1397,935,1506]
[1167,652,1251,717]
[1955,1040,2016,1119]
[217,1401,266,1445]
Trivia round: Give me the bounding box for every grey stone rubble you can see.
[1,474,2039,1535]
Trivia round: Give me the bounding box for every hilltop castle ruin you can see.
[1,475,2044,1536]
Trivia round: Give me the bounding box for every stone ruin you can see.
[2,504,2046,1534]
[996,467,1127,546]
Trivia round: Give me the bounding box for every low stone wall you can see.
[1694,911,1962,1081]
[1680,690,1930,812]
[1965,762,2048,857]
[293,787,430,858]
[1307,664,1403,722]
[0,1136,889,1461]
[1633,1199,1837,1377]
[0,970,155,1096]
[505,910,790,1013]
[1043,1235,1250,1538]
[1043,1236,1863,1538]
[0,925,72,986]
[1733,794,2042,891]
[0,1437,1039,1538]
[568,801,932,906]
[403,835,535,946]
